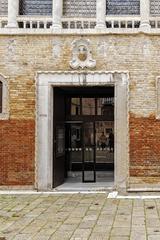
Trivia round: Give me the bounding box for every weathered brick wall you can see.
[130,114,160,176]
[0,34,160,187]
[0,120,35,185]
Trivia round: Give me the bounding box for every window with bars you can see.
[106,0,140,15]
[19,0,52,15]
[0,81,2,113]
[0,0,144,17]
[63,0,96,17]
[150,0,160,15]
[0,0,8,15]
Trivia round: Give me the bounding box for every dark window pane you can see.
[63,0,96,17]
[0,81,2,113]
[97,98,114,116]
[69,125,82,164]
[71,98,81,115]
[0,0,8,15]
[82,98,95,115]
[106,0,140,15]
[56,126,65,157]
[19,0,52,16]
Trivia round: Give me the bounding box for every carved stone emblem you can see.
[70,39,96,69]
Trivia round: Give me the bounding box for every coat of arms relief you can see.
[70,39,96,69]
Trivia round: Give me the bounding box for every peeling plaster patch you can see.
[52,40,62,59]
[97,41,107,57]
[7,39,17,62]
[142,40,151,56]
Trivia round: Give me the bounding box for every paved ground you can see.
[0,193,160,240]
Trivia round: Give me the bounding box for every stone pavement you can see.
[0,193,160,240]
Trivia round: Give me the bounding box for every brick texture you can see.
[0,120,35,185]
[0,34,160,186]
[130,114,160,178]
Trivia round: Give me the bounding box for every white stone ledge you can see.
[1,28,160,35]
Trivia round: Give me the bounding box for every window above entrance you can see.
[70,97,114,117]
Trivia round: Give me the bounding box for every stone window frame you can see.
[0,74,9,120]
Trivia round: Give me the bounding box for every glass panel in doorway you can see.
[95,121,114,182]
[82,98,95,115]
[71,98,81,115]
[83,122,96,182]
[97,98,114,117]
[66,123,82,181]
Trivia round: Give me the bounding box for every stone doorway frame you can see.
[36,71,129,191]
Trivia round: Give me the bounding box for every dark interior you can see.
[53,86,114,187]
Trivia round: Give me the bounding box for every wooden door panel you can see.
[53,89,65,188]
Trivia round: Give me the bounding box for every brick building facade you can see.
[0,0,160,191]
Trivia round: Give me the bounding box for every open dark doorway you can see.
[53,87,114,188]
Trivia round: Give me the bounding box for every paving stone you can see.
[148,236,160,240]
[71,228,92,238]
[110,227,130,237]
[147,227,160,235]
[12,233,33,240]
[64,217,82,224]
[50,230,73,240]
[33,235,51,240]
[89,232,109,240]
[110,237,129,240]
[130,232,147,240]
[78,220,95,229]
[58,224,78,231]
[2,194,160,240]
[93,225,111,233]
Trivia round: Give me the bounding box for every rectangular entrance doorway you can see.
[53,87,114,188]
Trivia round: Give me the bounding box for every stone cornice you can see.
[36,70,129,75]
[1,28,160,36]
